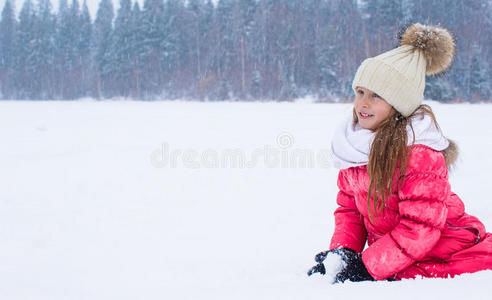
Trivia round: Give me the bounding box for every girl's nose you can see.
[360,95,370,107]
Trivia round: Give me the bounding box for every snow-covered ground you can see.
[1,99,492,299]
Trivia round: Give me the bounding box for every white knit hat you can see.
[352,23,455,117]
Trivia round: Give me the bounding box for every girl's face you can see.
[354,86,393,131]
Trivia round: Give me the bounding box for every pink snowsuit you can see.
[330,144,492,280]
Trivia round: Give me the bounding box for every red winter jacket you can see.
[329,144,492,280]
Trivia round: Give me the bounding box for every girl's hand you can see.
[332,248,374,283]
[307,248,375,283]
[307,262,326,276]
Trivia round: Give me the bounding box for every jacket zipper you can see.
[446,223,481,244]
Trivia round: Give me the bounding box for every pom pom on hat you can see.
[400,23,455,75]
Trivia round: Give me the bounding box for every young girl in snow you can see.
[307,23,492,282]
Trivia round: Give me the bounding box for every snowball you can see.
[323,252,347,283]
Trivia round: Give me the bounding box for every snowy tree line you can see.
[0,0,491,101]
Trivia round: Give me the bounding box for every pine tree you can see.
[252,0,276,100]
[55,0,71,98]
[160,0,180,95]
[215,0,236,100]
[469,44,491,101]
[129,1,145,98]
[316,24,342,99]
[294,0,320,96]
[275,0,300,101]
[197,0,216,100]
[139,0,166,97]
[79,1,93,97]
[334,0,363,97]
[93,0,115,98]
[425,76,454,102]
[33,0,56,98]
[0,0,15,70]
[237,0,258,99]
[111,0,133,97]
[14,0,36,98]
[187,0,204,84]
[68,0,83,98]
[378,0,403,48]
[0,0,16,98]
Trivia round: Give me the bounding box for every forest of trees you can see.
[0,0,491,101]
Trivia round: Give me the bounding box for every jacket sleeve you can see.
[361,146,450,280]
[329,169,367,253]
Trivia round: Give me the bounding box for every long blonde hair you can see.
[352,104,445,220]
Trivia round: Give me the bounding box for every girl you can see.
[307,23,492,282]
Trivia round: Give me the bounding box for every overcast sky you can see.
[1,0,144,19]
[1,0,222,18]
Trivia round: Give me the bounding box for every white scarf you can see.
[330,112,449,170]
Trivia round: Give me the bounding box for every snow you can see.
[1,99,492,299]
[317,251,347,283]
